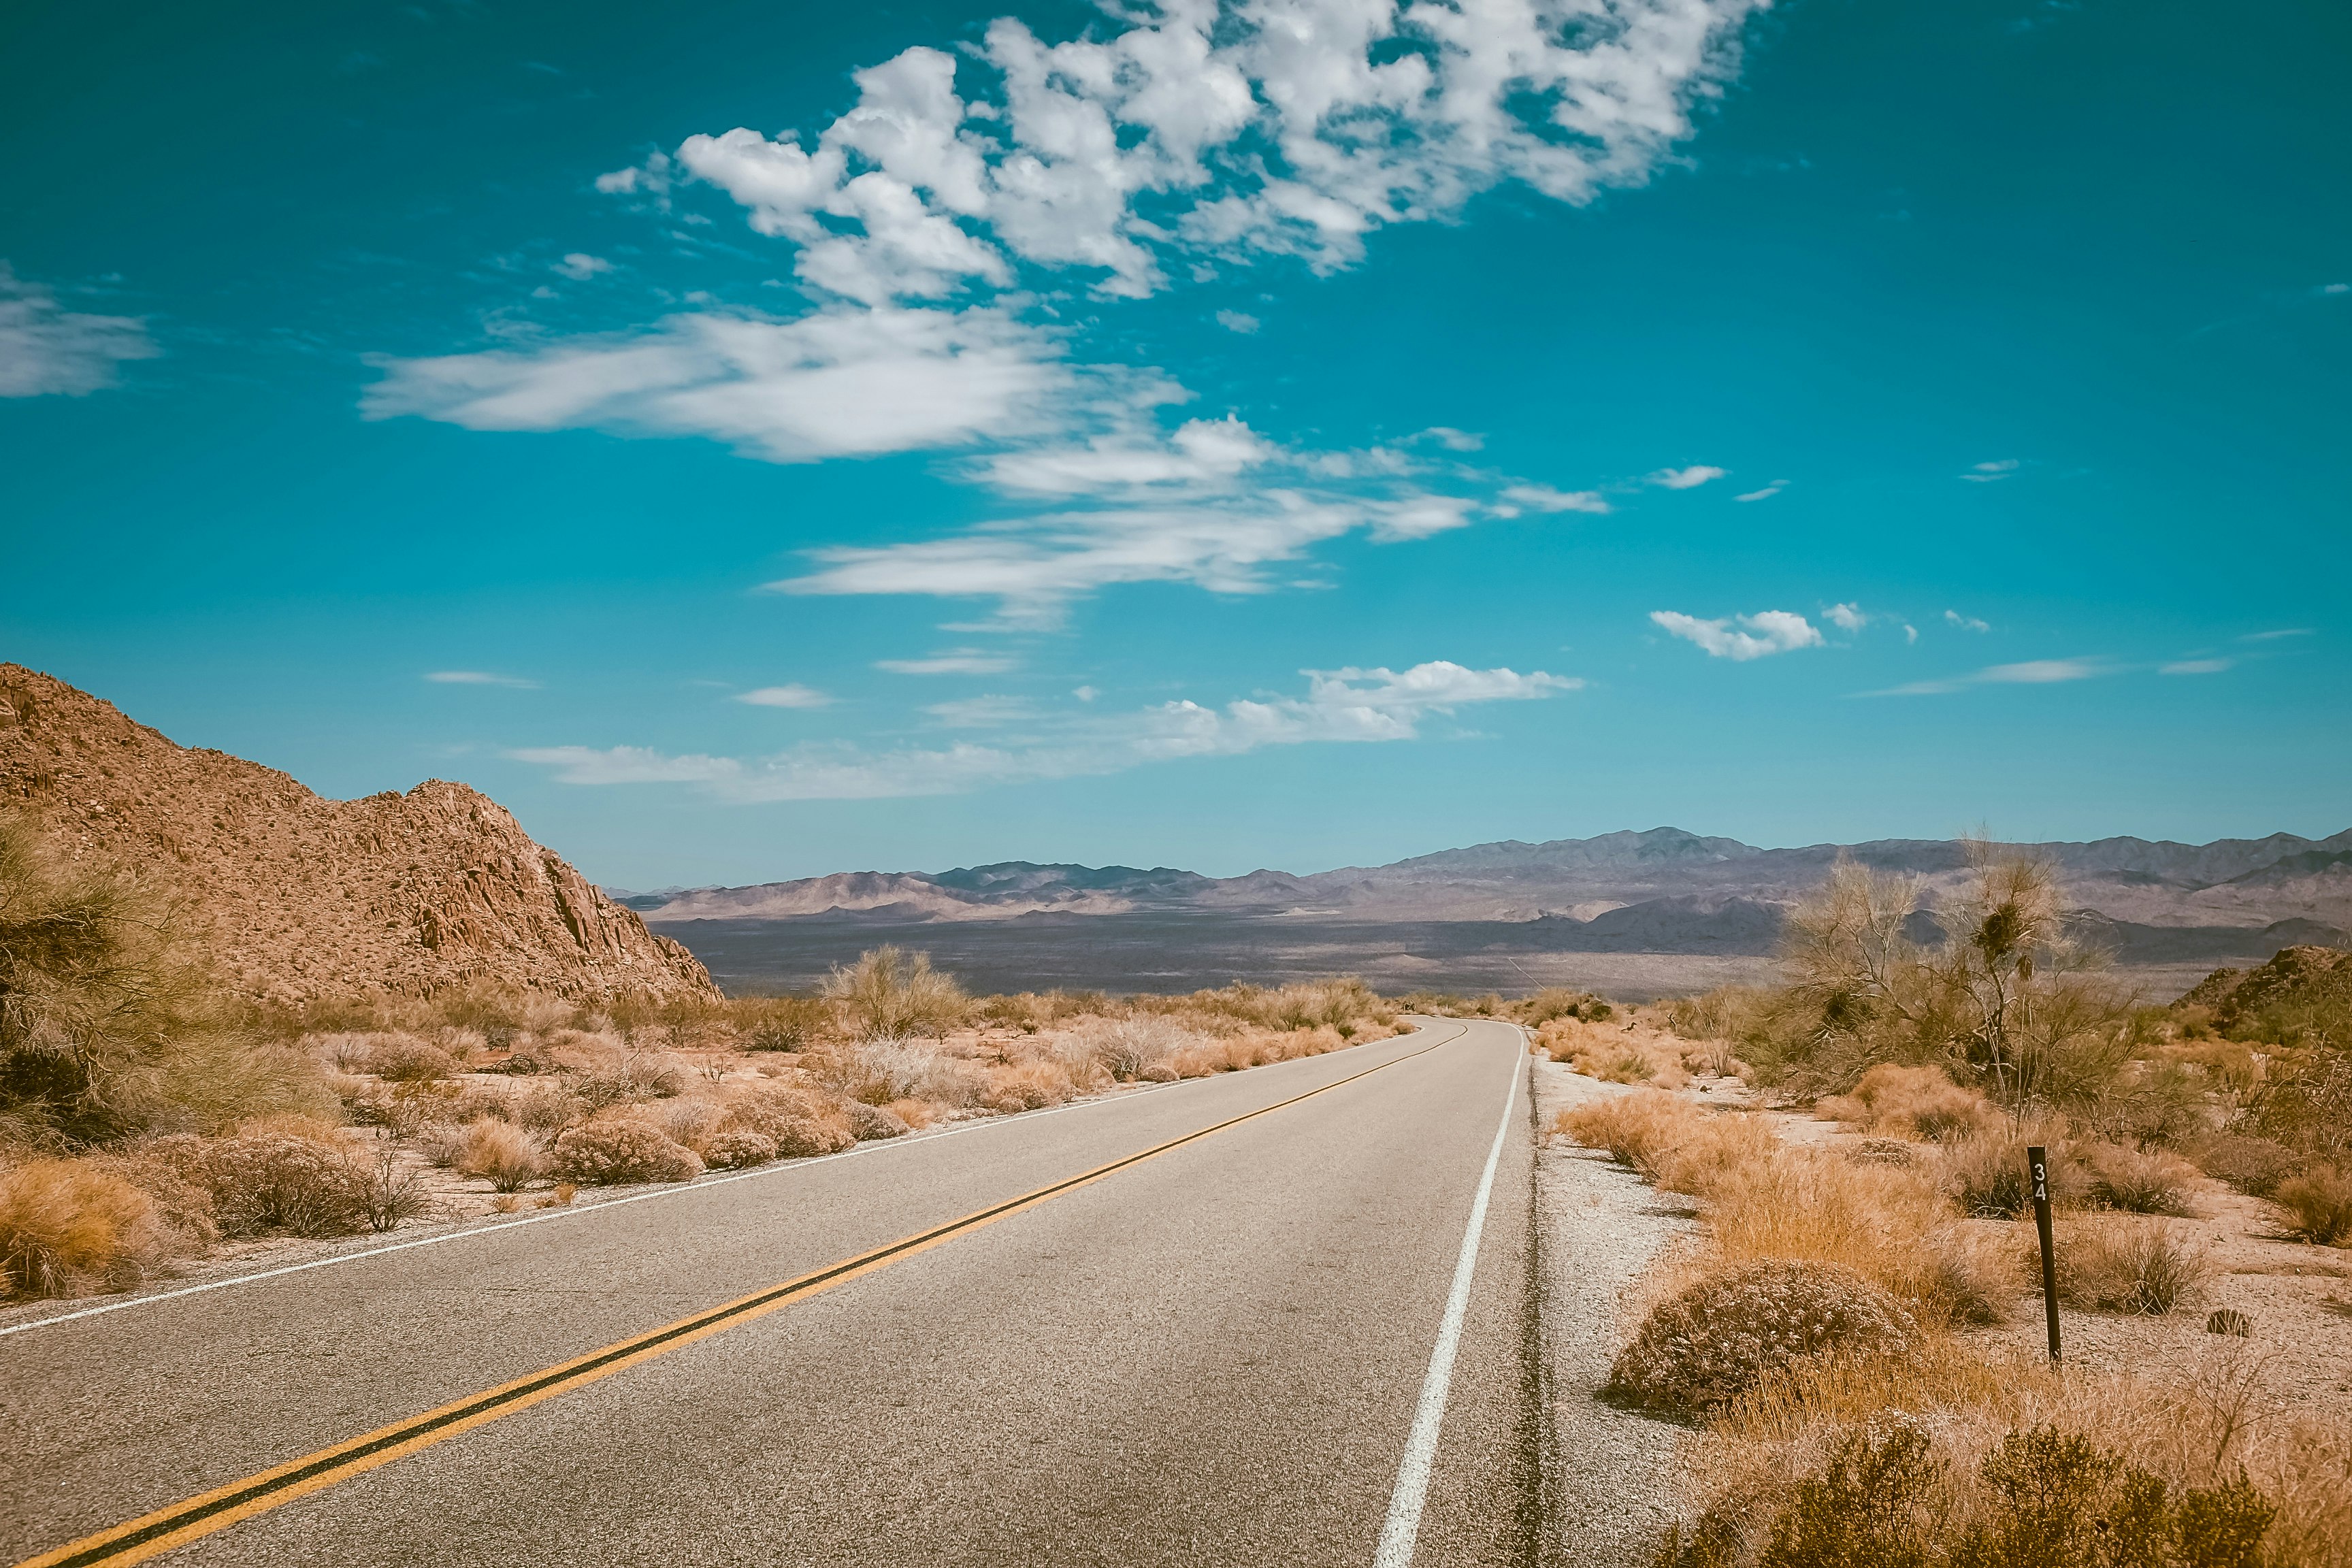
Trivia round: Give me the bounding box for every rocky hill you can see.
[0,664,715,1005]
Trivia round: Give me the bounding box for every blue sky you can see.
[3,0,2346,888]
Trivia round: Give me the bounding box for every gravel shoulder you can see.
[1528,1053,1699,1566]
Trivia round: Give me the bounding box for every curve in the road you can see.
[15,1024,1471,1568]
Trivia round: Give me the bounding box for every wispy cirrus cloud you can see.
[1863,657,2113,697]
[1648,465,1726,490]
[1650,609,1825,661]
[2159,658,2232,676]
[0,263,159,398]
[510,659,1578,801]
[734,683,830,708]
[1959,459,2019,483]
[874,649,1018,676]
[1944,609,1991,632]
[1734,480,1786,502]
[425,670,540,689]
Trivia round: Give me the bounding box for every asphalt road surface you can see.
[2,1019,1543,1567]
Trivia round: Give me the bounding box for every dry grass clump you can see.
[551,1122,703,1185]
[1814,1064,1999,1143]
[0,1158,169,1298]
[2192,1134,2303,1198]
[1539,1019,1694,1087]
[453,1118,546,1192]
[2078,1142,2201,1217]
[1609,1259,1916,1416]
[1935,1133,2084,1220]
[1057,1015,1200,1081]
[2054,1217,2214,1315]
[1558,1092,1777,1195]
[2272,1166,2352,1245]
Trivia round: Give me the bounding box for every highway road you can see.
[1,1018,1544,1567]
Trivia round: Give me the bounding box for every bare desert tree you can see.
[821,945,968,1041]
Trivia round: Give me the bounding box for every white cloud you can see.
[0,263,160,397]
[364,306,1080,463]
[2159,658,2232,676]
[1944,609,1991,632]
[653,3,1765,306]
[875,649,1017,675]
[1960,459,2019,483]
[1903,623,1918,644]
[1823,602,1865,634]
[1734,480,1785,502]
[1499,484,1610,515]
[1865,657,2112,697]
[552,252,615,280]
[1072,685,1099,702]
[924,694,1036,727]
[510,659,1576,800]
[1649,465,1725,490]
[425,670,540,688]
[1650,609,1825,662]
[1422,427,1485,453]
[2240,627,2313,642]
[735,683,831,708]
[1215,309,1260,333]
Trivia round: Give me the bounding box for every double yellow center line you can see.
[18,1024,1465,1567]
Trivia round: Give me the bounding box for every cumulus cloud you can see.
[425,670,540,688]
[1944,609,1991,632]
[1865,658,2113,697]
[510,658,1576,800]
[1822,602,1865,634]
[735,683,830,708]
[0,263,160,397]
[1215,309,1260,333]
[653,3,1765,307]
[363,306,1081,463]
[552,252,615,280]
[1648,464,1725,489]
[1650,609,1824,662]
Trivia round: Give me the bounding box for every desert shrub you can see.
[455,1118,546,1192]
[1611,1259,1914,1416]
[1518,987,1615,1025]
[413,1122,467,1169]
[1816,1064,1999,1143]
[182,1133,372,1237]
[505,1082,583,1136]
[2273,1166,2352,1245]
[700,1130,777,1169]
[2087,1060,2216,1153]
[1923,1225,2023,1325]
[359,1147,433,1231]
[2056,1218,2212,1314]
[0,1158,167,1298]
[807,1036,985,1106]
[823,946,968,1040]
[636,1095,726,1151]
[1663,1420,2274,1568]
[977,1061,1077,1113]
[2078,1143,2200,1216]
[1060,1015,1199,1080]
[722,1087,855,1158]
[734,995,832,1053]
[1558,1092,1778,1196]
[348,1033,461,1083]
[848,1101,910,1141]
[1936,1134,2084,1220]
[0,816,331,1146]
[551,1122,703,1185]
[2191,1134,2301,1198]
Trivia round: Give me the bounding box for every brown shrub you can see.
[551,1122,703,1185]
[700,1130,777,1169]
[0,1159,167,1298]
[2273,1166,2352,1245]
[848,1101,910,1141]
[2080,1142,2202,1217]
[2192,1134,2302,1198]
[722,1086,856,1158]
[348,1033,461,1082]
[979,1061,1075,1113]
[1814,1063,1999,1143]
[358,1146,433,1231]
[2055,1218,2214,1314]
[1609,1259,1915,1415]
[1936,1134,2085,1219]
[176,1133,372,1237]
[455,1118,546,1192]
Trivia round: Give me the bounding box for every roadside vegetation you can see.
[1543,845,2352,1567]
[0,813,1403,1303]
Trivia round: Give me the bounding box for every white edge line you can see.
[0,1022,1448,1342]
[1371,1030,1520,1568]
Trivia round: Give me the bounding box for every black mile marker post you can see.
[2028,1143,2060,1362]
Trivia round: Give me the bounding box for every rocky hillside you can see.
[0,664,715,1005]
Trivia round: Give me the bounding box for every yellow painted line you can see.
[16,1024,1470,1568]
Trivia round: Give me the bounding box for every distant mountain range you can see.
[612,827,2352,964]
